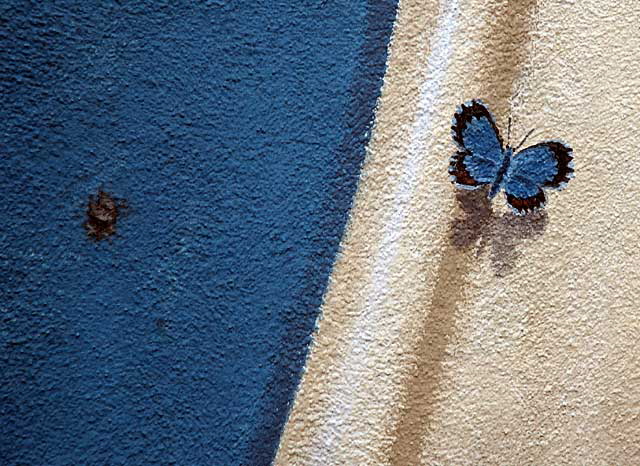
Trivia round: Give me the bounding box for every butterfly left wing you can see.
[504,141,574,214]
[449,100,504,190]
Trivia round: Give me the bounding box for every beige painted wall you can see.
[276,0,640,464]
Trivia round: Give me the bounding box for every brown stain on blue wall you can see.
[0,1,401,464]
[84,190,126,241]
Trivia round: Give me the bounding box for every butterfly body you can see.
[449,100,574,215]
[488,146,513,199]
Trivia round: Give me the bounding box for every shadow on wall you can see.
[389,188,546,464]
[450,188,548,277]
[388,0,540,460]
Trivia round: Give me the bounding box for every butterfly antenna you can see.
[515,128,536,151]
[507,117,512,146]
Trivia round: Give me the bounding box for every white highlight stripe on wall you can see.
[314,0,460,460]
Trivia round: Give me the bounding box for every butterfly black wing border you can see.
[449,151,482,190]
[505,190,547,216]
[538,140,574,190]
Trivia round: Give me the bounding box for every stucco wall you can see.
[277,0,640,464]
[0,1,397,464]
[3,0,640,464]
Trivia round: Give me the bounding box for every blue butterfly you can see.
[449,100,574,215]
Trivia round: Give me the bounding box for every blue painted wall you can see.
[0,1,397,464]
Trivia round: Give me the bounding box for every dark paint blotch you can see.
[84,190,126,241]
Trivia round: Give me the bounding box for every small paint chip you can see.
[84,190,126,240]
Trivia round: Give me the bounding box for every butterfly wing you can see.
[504,141,574,214]
[449,100,504,189]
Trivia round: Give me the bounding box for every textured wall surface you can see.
[278,0,640,464]
[0,1,397,464]
[4,0,640,465]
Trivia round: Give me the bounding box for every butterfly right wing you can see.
[449,100,504,190]
[504,141,574,215]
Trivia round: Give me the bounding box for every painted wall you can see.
[0,1,397,465]
[277,0,640,464]
[4,0,640,465]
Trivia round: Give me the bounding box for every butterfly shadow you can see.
[449,188,548,277]
[387,187,546,463]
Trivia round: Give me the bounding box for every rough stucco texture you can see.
[276,0,640,464]
[0,1,397,465]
